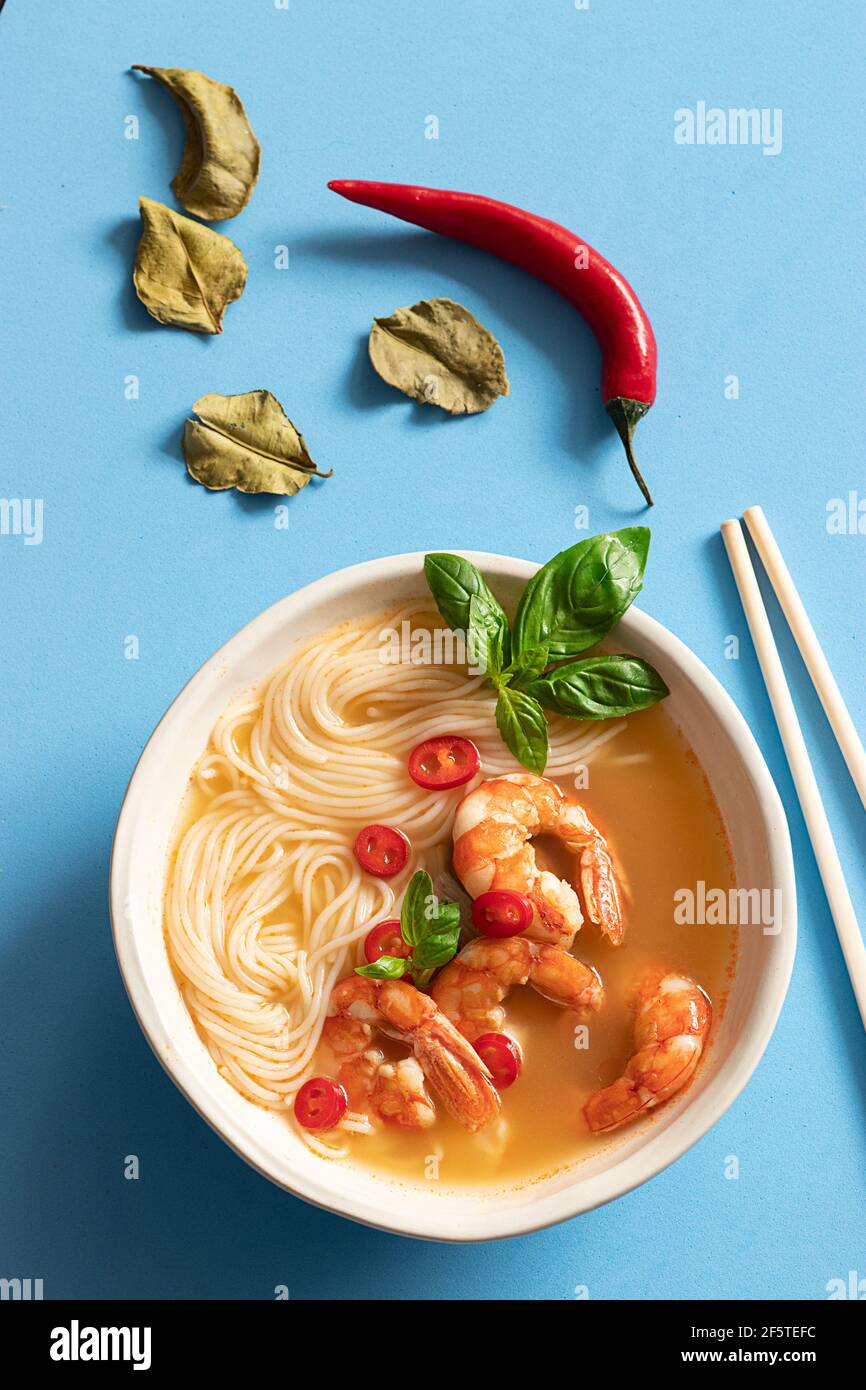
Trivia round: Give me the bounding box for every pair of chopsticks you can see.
[722,507,866,1031]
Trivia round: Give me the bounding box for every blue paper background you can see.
[2,0,864,1300]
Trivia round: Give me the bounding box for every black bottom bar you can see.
[1,1298,857,1373]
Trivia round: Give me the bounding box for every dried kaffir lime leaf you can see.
[183,390,333,496]
[132,66,261,220]
[133,197,247,334]
[368,297,509,414]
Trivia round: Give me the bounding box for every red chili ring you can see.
[353,824,410,878]
[474,1032,522,1088]
[407,735,480,790]
[294,1077,348,1130]
[471,889,534,938]
[364,919,410,964]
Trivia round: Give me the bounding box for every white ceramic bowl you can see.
[110,552,796,1241]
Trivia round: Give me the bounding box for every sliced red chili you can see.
[353,824,409,878]
[294,1077,348,1130]
[407,735,480,790]
[474,1033,522,1088]
[471,889,534,938]
[364,919,410,963]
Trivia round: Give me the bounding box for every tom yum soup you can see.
[165,534,736,1188]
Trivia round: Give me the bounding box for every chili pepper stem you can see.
[605,398,654,507]
[621,434,654,509]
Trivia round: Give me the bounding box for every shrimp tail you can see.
[324,974,500,1133]
[583,1076,645,1132]
[414,1015,500,1134]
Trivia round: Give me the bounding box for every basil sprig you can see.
[424,529,667,772]
[355,870,462,988]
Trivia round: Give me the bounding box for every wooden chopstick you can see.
[743,505,866,816]
[721,517,866,1032]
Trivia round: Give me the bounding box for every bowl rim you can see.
[109,550,796,1241]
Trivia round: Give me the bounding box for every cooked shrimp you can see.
[584,972,712,1133]
[338,1049,436,1129]
[374,1058,437,1128]
[431,935,603,1044]
[322,976,500,1132]
[452,773,623,947]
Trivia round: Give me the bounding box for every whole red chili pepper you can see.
[329,179,657,506]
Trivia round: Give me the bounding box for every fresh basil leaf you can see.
[369,298,509,414]
[424,554,511,666]
[504,643,549,687]
[430,868,474,934]
[391,870,465,984]
[495,688,548,774]
[527,654,669,719]
[355,956,407,980]
[411,925,462,972]
[468,591,508,679]
[400,869,434,947]
[426,901,461,934]
[512,528,650,661]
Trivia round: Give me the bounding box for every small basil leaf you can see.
[400,869,434,947]
[512,528,650,661]
[424,553,511,666]
[468,591,508,679]
[430,868,474,934]
[426,901,461,934]
[411,926,462,972]
[355,956,407,980]
[495,688,548,774]
[504,643,549,687]
[527,654,669,719]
